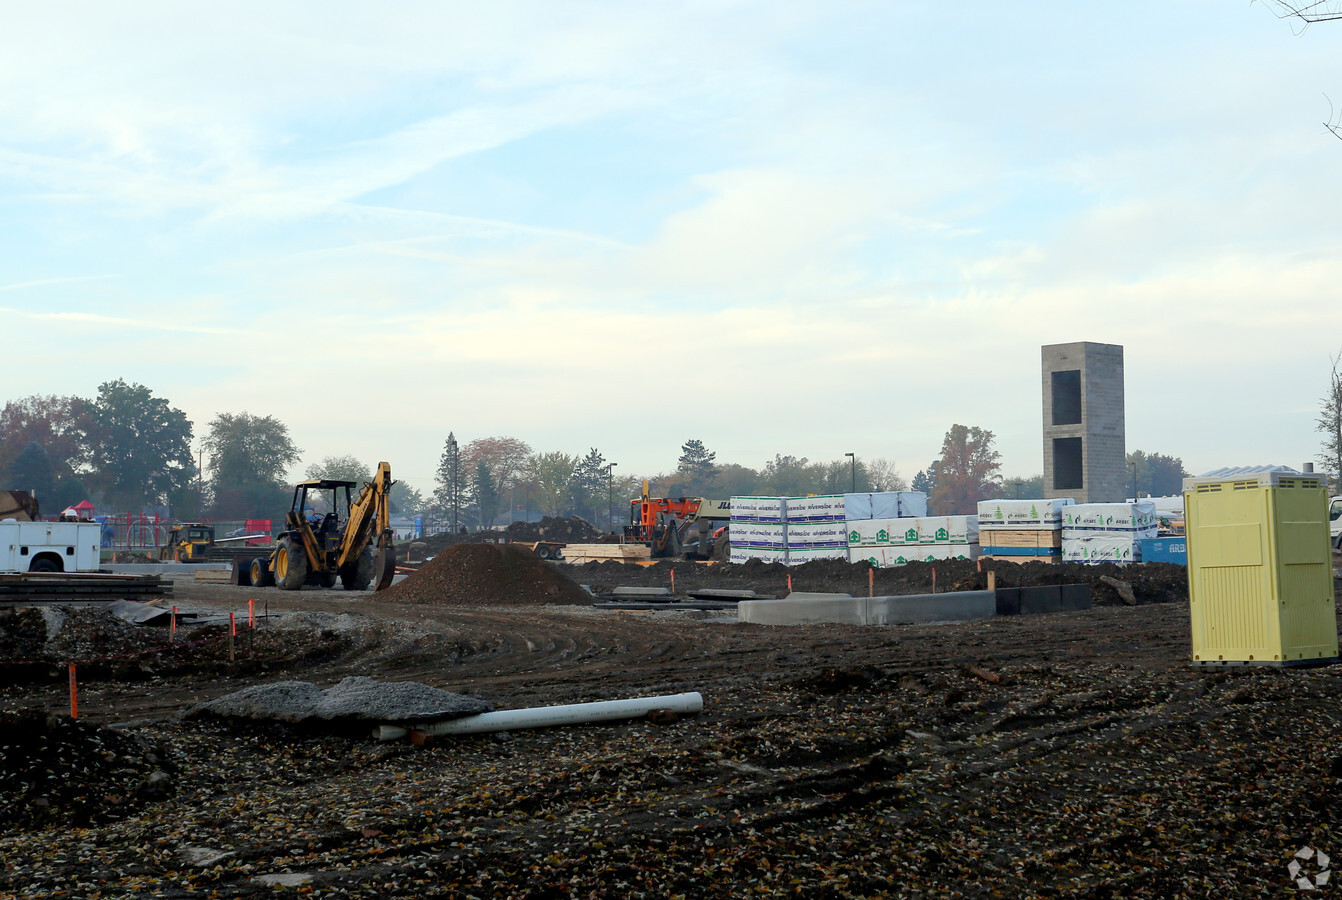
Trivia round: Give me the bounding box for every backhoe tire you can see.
[342,547,376,591]
[274,538,308,591]
[320,570,338,589]
[250,557,274,588]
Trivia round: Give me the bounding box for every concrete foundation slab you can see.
[739,591,995,626]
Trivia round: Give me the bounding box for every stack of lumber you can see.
[558,543,652,563]
[978,499,1073,563]
[0,572,172,603]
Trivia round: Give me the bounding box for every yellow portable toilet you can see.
[1185,466,1337,667]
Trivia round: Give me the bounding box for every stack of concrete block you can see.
[977,499,1074,563]
[1061,500,1157,564]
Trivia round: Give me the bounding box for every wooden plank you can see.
[979,529,1062,548]
[193,569,234,584]
[559,543,651,562]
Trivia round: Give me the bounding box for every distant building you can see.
[1041,341,1126,503]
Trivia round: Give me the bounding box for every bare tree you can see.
[1318,350,1342,490]
[1261,1,1342,25]
[1258,2,1342,137]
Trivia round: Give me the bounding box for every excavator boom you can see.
[337,462,397,591]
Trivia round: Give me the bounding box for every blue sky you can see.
[3,2,1341,494]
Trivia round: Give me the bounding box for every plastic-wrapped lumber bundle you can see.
[977,499,1074,563]
[1061,500,1158,564]
[785,521,848,565]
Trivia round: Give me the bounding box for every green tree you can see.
[305,455,372,484]
[991,474,1044,500]
[5,441,55,503]
[433,433,470,531]
[87,380,194,511]
[391,482,425,516]
[204,412,300,518]
[928,425,1000,515]
[570,448,609,523]
[475,461,500,528]
[0,395,91,480]
[911,464,937,497]
[710,463,759,499]
[1126,451,1189,498]
[530,451,577,517]
[759,455,816,496]
[1318,351,1342,491]
[673,439,715,495]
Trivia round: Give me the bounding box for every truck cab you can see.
[1331,496,1342,550]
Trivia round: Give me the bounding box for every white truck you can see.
[1331,496,1342,551]
[0,519,102,573]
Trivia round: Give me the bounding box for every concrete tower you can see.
[1041,341,1125,503]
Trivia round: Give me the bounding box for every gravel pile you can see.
[380,543,592,606]
[186,677,492,727]
[0,709,173,829]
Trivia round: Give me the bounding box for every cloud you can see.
[0,307,237,335]
[0,275,122,293]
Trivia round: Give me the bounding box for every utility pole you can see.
[608,463,618,533]
[845,452,856,492]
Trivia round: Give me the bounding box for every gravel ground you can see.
[1,567,1341,897]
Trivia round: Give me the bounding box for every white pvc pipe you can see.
[374,691,703,742]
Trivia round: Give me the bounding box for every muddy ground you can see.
[2,559,1342,898]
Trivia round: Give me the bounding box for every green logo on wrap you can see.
[1030,503,1039,519]
[904,528,917,542]
[896,555,908,565]
[877,529,888,542]
[849,530,859,544]
[990,505,1003,521]
[936,527,949,541]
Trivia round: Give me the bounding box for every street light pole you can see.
[608,463,618,534]
[845,452,856,492]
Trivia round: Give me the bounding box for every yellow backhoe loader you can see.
[251,462,397,592]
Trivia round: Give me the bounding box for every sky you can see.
[3,1,1342,495]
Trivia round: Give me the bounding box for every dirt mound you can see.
[505,515,613,544]
[0,709,173,828]
[380,543,593,606]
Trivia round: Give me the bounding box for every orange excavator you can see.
[625,481,732,560]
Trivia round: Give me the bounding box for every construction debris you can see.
[185,676,492,727]
[375,691,704,742]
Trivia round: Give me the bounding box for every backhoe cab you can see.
[253,462,397,592]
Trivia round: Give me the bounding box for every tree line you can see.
[0,382,1193,528]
